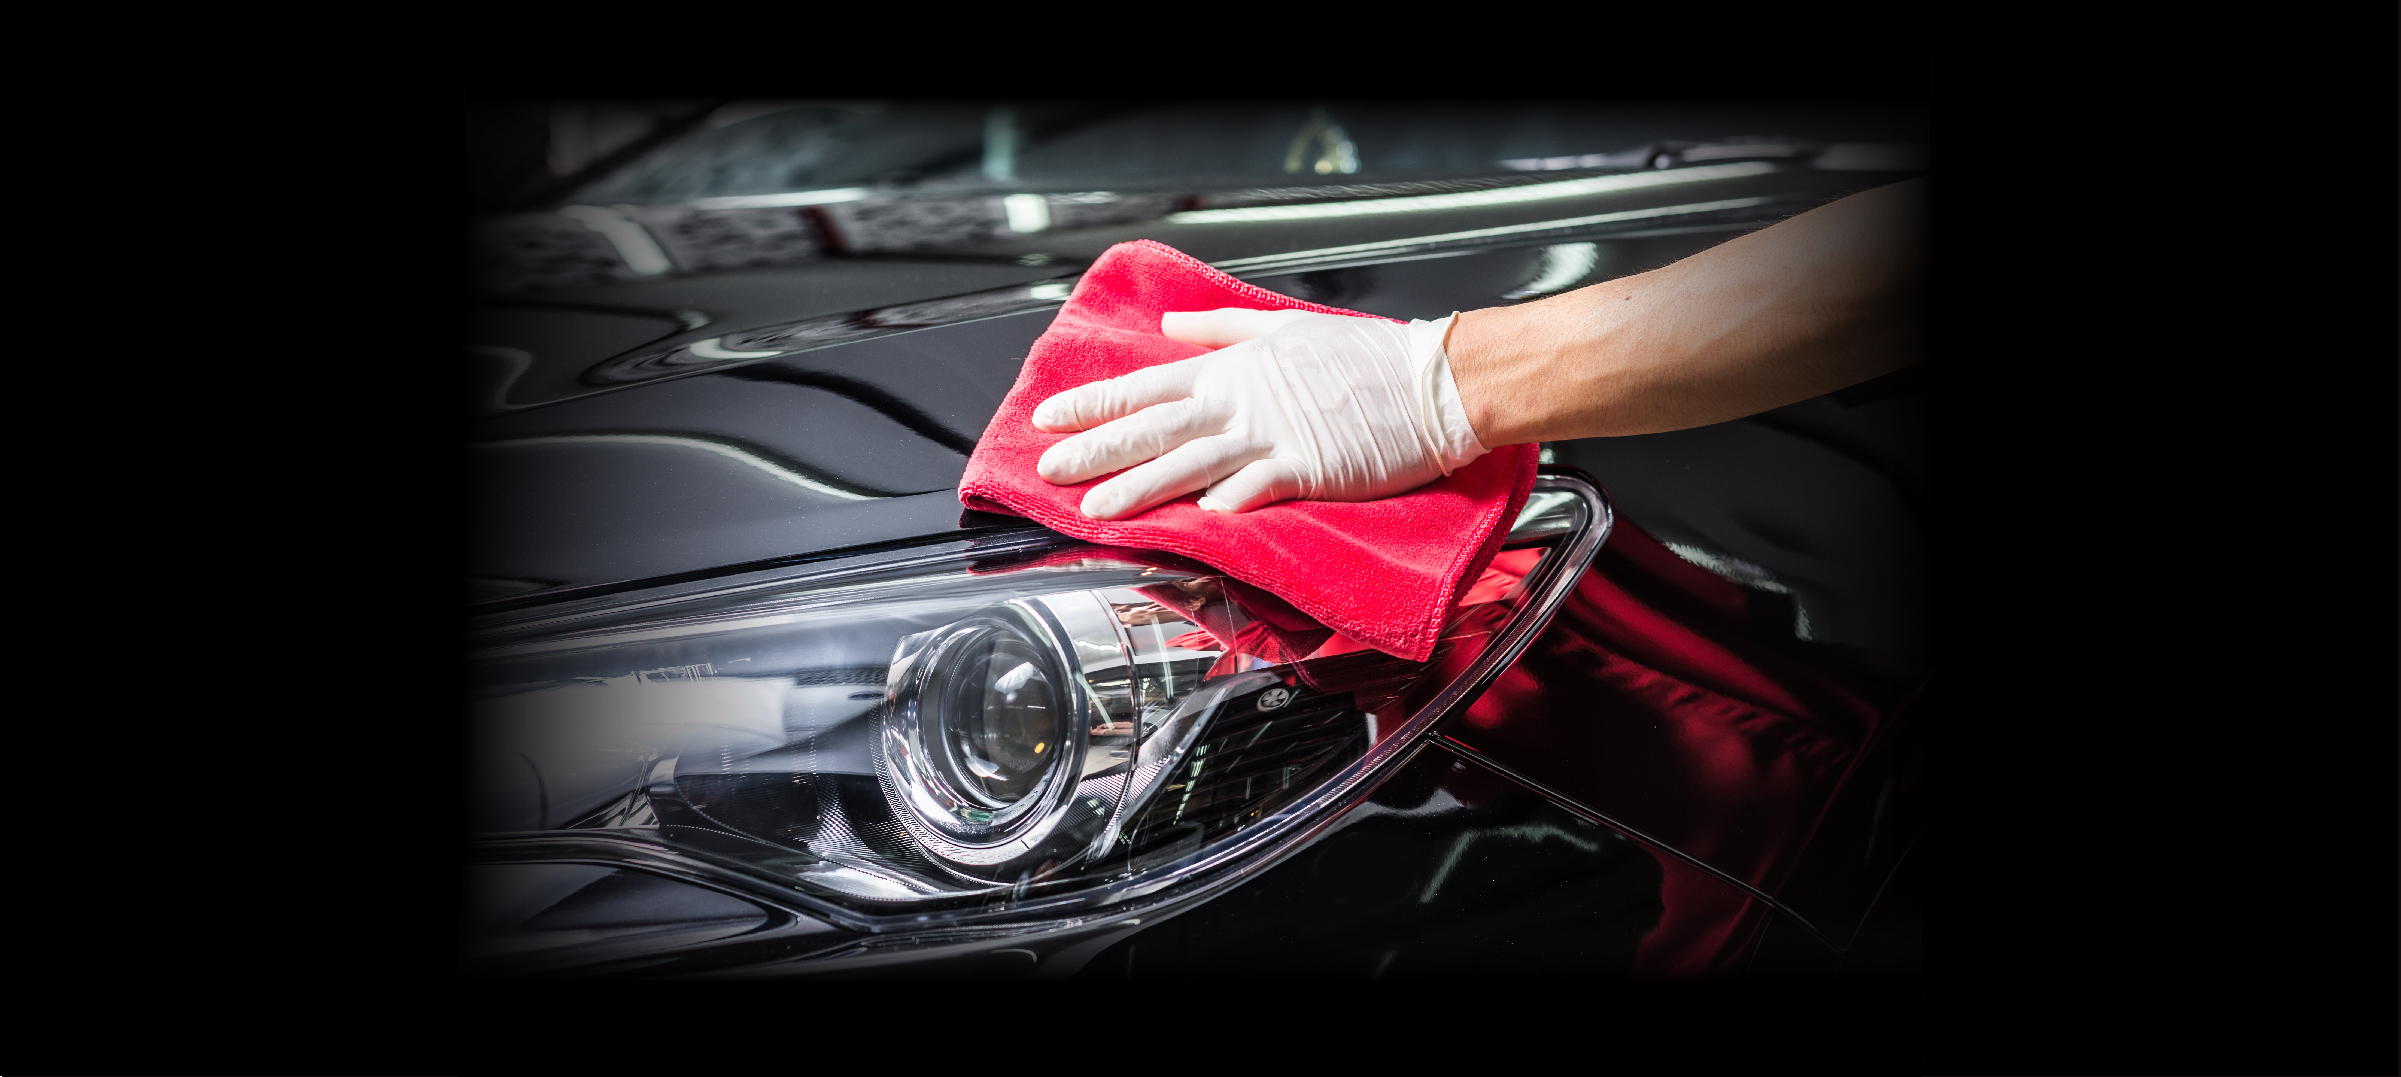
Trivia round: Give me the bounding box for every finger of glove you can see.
[1039,397,1219,485]
[1196,456,1311,514]
[1031,355,1208,432]
[1080,434,1262,520]
[1161,308,1316,348]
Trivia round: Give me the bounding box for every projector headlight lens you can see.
[465,475,1609,942]
[934,627,1056,805]
[878,587,1193,881]
[879,601,1090,868]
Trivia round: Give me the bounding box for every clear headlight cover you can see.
[467,475,1608,930]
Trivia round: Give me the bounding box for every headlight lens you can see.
[468,475,1608,934]
[908,615,1062,809]
[880,597,1105,877]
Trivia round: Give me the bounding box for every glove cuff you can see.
[1408,314,1491,476]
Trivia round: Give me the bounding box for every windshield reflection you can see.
[469,100,1926,295]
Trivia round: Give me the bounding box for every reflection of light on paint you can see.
[1501,150,1651,171]
[1028,282,1072,301]
[1663,540,1817,640]
[1662,541,1787,593]
[559,205,672,274]
[984,108,1017,181]
[1004,193,1051,233]
[474,434,874,501]
[1170,161,1778,224]
[1285,110,1359,176]
[1503,243,1601,300]
[1210,196,1777,277]
[466,345,532,411]
[686,188,871,210]
[688,337,783,359]
[1420,822,1601,904]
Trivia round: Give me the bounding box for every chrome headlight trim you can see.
[1072,472,1612,910]
[465,473,1611,939]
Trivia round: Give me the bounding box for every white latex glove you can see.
[1032,308,1489,520]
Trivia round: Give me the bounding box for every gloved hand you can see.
[1032,308,1489,520]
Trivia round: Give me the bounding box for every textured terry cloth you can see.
[959,239,1540,662]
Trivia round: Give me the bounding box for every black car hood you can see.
[468,164,1913,607]
[470,309,1048,601]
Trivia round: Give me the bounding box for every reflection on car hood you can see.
[472,163,1887,414]
[467,164,1919,607]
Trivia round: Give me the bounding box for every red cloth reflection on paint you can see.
[1454,522,1892,977]
[1142,550,1540,681]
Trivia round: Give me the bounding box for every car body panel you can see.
[464,107,1926,976]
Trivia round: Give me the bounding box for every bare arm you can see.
[1446,177,1926,446]
[1029,178,1926,519]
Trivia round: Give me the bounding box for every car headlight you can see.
[880,595,1115,876]
[467,474,1608,940]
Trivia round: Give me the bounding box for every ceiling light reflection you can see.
[1210,196,1777,276]
[1502,243,1601,300]
[559,205,673,275]
[475,434,875,501]
[688,337,784,360]
[1004,193,1051,233]
[686,188,874,211]
[1166,161,1778,225]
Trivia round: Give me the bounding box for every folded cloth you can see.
[959,239,1539,662]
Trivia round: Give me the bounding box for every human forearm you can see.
[1446,177,1927,445]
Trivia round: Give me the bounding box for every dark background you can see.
[443,94,2397,1072]
[13,52,2393,1074]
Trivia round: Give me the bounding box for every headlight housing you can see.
[467,474,1608,951]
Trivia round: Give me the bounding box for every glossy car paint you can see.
[466,117,1926,976]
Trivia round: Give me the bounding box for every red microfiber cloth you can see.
[959,239,1539,662]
